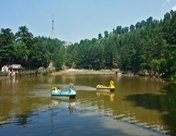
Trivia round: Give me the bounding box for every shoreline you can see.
[0,69,172,83]
[0,76,10,80]
[50,69,170,82]
[0,69,119,80]
[51,69,119,76]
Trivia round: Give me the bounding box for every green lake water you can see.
[0,75,175,136]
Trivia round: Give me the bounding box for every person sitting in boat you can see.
[57,87,61,92]
[52,87,61,93]
[69,83,76,91]
[97,83,103,88]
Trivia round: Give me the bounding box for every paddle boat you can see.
[96,80,115,92]
[51,83,76,99]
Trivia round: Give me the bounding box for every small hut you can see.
[9,64,23,74]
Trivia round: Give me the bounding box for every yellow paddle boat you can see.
[96,80,115,92]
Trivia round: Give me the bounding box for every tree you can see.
[104,31,109,38]
[0,28,15,46]
[122,27,129,34]
[98,33,102,40]
[141,20,146,28]
[130,24,135,31]
[135,22,142,29]
[146,16,153,27]
[0,28,15,65]
[16,26,33,46]
[115,26,122,35]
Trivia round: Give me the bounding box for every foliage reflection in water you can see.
[125,82,176,136]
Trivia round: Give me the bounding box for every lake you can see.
[0,74,175,136]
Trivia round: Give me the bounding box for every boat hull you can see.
[96,80,115,92]
[96,88,115,92]
[51,89,76,98]
[51,94,76,99]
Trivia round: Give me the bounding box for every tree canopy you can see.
[0,10,176,78]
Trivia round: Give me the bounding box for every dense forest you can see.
[0,10,176,78]
[0,26,64,70]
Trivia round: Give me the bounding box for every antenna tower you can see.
[51,14,55,38]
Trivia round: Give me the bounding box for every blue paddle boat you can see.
[51,83,76,98]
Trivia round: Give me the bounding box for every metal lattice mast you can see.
[51,14,55,39]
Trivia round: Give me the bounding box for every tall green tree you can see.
[0,28,15,65]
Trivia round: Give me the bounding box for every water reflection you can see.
[51,98,76,113]
[0,75,172,135]
[14,114,31,126]
[0,106,164,136]
[125,82,176,135]
[68,99,76,113]
[96,91,115,103]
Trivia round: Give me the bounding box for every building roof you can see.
[9,64,22,69]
